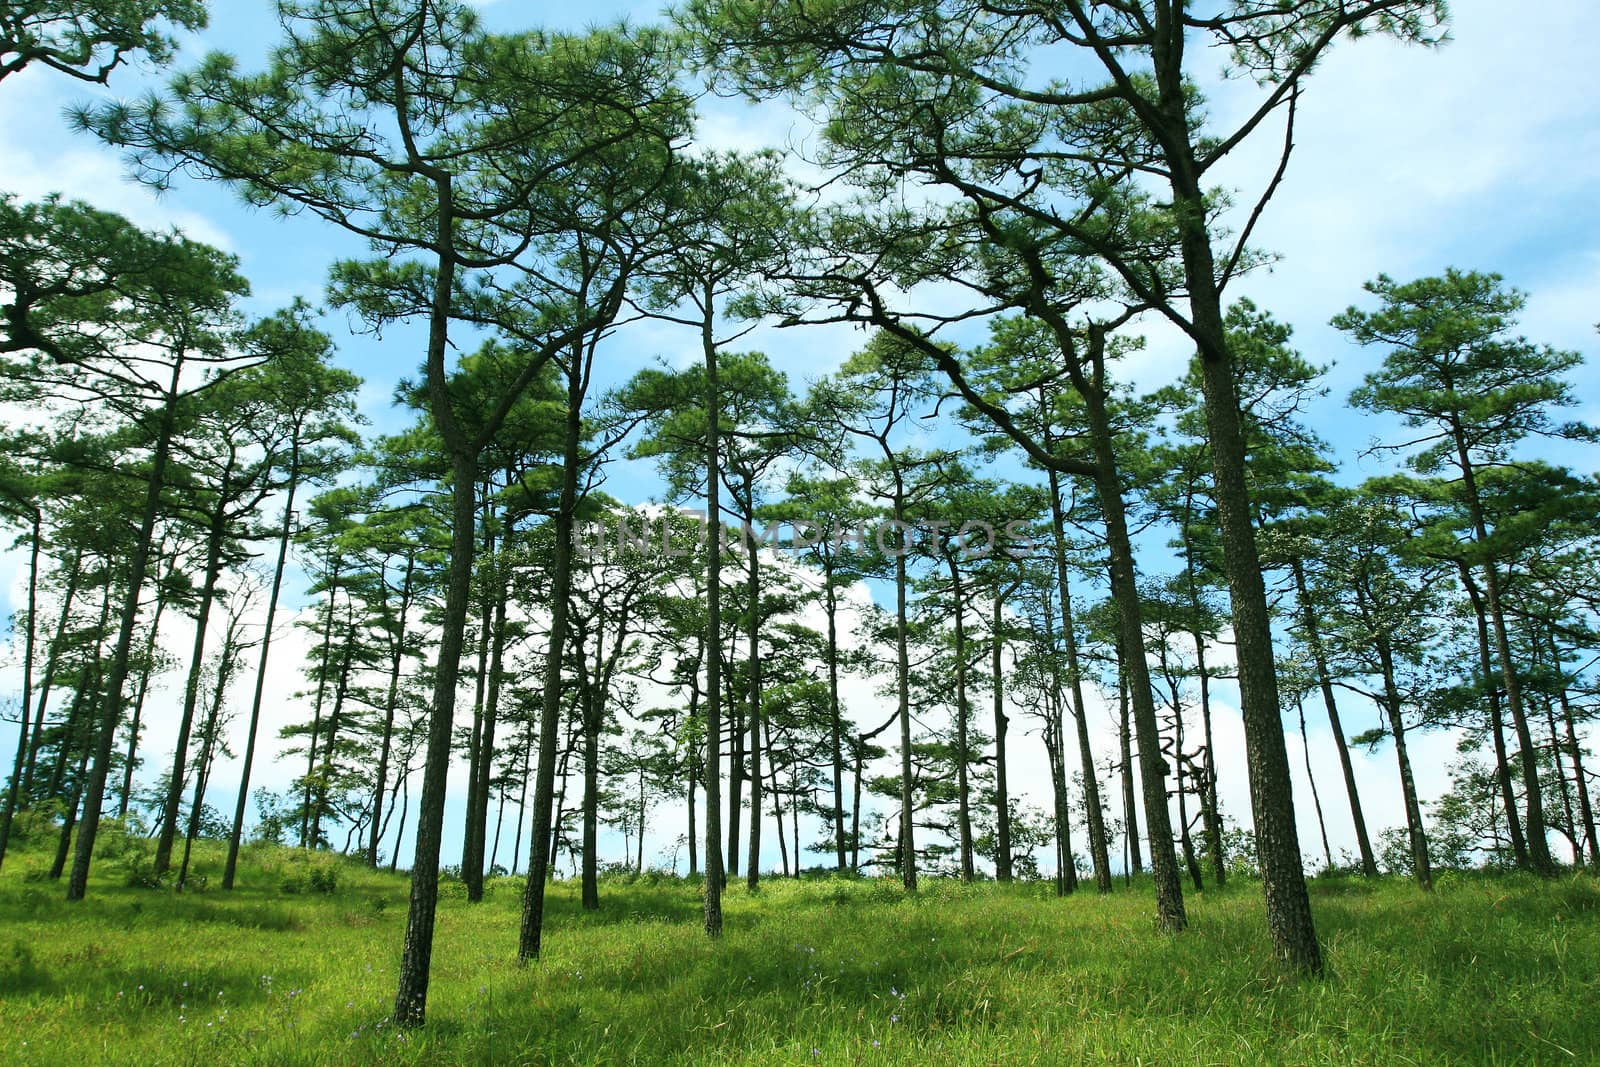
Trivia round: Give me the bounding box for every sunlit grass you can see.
[1,839,1595,1065]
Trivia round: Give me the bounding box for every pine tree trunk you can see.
[367,552,415,870]
[119,567,171,819]
[948,556,974,881]
[1298,698,1334,872]
[992,589,1013,883]
[393,445,479,1024]
[745,538,764,890]
[1376,639,1431,890]
[1292,559,1379,876]
[893,474,916,891]
[825,578,847,871]
[1453,439,1553,875]
[698,285,725,937]
[1084,380,1182,930]
[227,451,300,887]
[519,347,587,959]
[67,364,181,902]
[1046,470,1112,892]
[1162,33,1319,970]
[466,560,509,902]
[22,544,83,796]
[0,509,42,871]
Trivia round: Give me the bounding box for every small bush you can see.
[278,853,340,895]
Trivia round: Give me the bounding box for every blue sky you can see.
[0,1,1596,875]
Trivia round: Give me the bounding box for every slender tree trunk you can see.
[1192,639,1225,887]
[686,634,703,876]
[948,556,974,881]
[581,712,600,910]
[389,767,409,874]
[1456,563,1528,866]
[1117,652,1141,880]
[519,341,589,960]
[1453,437,1553,875]
[699,288,725,936]
[1046,471,1112,892]
[179,622,243,887]
[391,176,480,1031]
[745,536,764,890]
[0,509,42,871]
[1168,672,1202,892]
[1292,559,1379,876]
[300,553,341,847]
[825,578,847,871]
[1547,629,1599,869]
[992,589,1013,882]
[1376,639,1431,890]
[309,609,356,849]
[851,741,863,872]
[225,451,301,886]
[367,553,415,870]
[466,558,509,902]
[892,471,916,890]
[51,729,94,881]
[1082,376,1181,929]
[120,566,172,819]
[23,544,83,795]
[1164,43,1320,968]
[153,483,233,878]
[68,362,182,902]
[393,442,478,1023]
[726,636,743,883]
[1297,698,1333,872]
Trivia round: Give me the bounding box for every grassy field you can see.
[1,838,1596,1066]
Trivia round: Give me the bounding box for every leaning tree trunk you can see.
[1453,437,1553,876]
[67,363,182,902]
[0,508,41,871]
[225,448,301,888]
[308,611,357,850]
[1376,639,1431,890]
[1546,628,1599,868]
[1458,565,1528,866]
[465,559,509,902]
[393,446,479,1024]
[21,544,83,797]
[120,551,176,819]
[1081,378,1183,931]
[1046,468,1112,892]
[179,623,244,887]
[519,344,589,960]
[1292,558,1380,877]
[367,552,416,870]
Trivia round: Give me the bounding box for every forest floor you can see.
[0,838,1596,1066]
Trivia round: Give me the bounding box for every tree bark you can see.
[947,555,974,881]
[1292,558,1380,876]
[0,508,42,871]
[992,588,1013,882]
[1046,469,1112,892]
[67,359,182,902]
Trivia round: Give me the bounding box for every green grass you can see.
[1,840,1597,1065]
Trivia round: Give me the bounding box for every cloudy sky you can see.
[0,1,1595,877]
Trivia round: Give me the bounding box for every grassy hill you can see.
[1,838,1596,1065]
